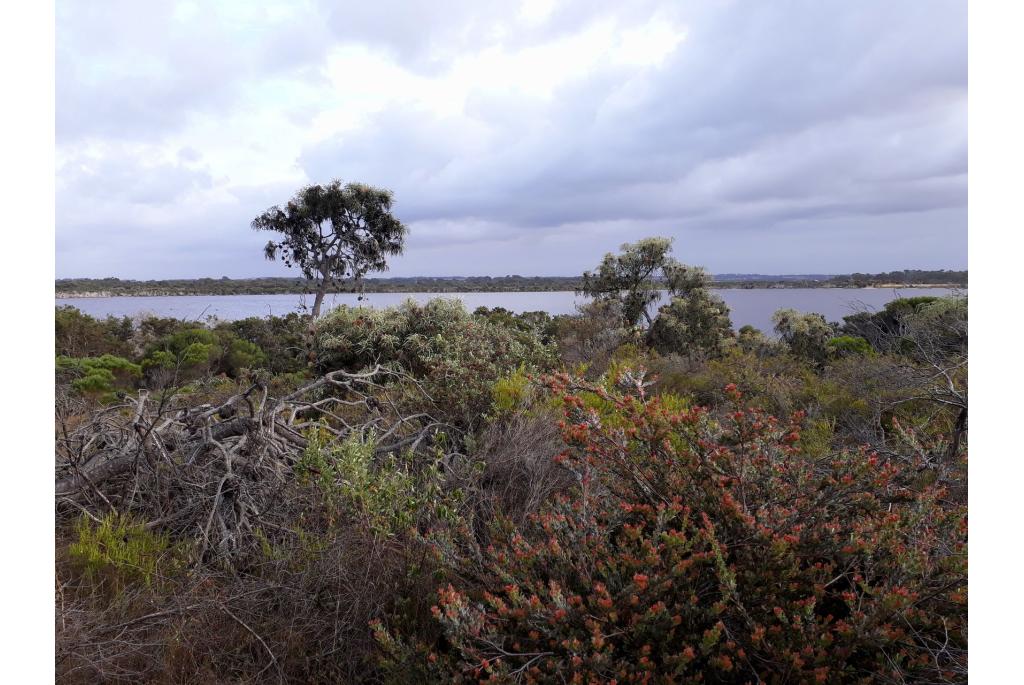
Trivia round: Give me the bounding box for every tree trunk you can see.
[311,286,327,318]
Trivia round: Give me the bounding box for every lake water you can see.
[56,288,959,335]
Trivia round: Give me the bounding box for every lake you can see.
[56,288,959,335]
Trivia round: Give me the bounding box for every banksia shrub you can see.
[379,374,966,683]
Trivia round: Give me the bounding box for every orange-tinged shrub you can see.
[378,374,966,683]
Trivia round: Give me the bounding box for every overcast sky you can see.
[56,0,966,279]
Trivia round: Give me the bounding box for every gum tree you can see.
[580,237,733,355]
[579,237,675,327]
[252,181,407,317]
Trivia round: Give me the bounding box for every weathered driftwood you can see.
[55,365,456,560]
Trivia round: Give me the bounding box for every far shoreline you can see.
[56,283,966,299]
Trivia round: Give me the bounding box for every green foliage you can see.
[221,313,308,373]
[224,337,267,374]
[773,308,836,364]
[839,296,955,354]
[580,238,733,359]
[647,290,733,357]
[473,306,557,344]
[141,326,269,380]
[315,299,555,426]
[252,180,408,316]
[56,354,141,396]
[827,335,874,358]
[55,306,133,358]
[68,513,180,589]
[580,237,676,327]
[491,366,532,414]
[903,295,968,359]
[735,324,774,356]
[296,430,462,539]
[141,327,219,377]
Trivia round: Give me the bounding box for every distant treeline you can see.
[56,269,966,297]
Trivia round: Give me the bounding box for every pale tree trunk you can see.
[308,280,328,367]
[311,287,327,318]
[311,264,331,318]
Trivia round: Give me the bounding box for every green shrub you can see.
[315,299,555,427]
[296,429,462,539]
[647,291,733,358]
[773,308,836,365]
[221,313,309,374]
[827,335,874,358]
[56,354,142,396]
[492,366,532,415]
[224,337,267,375]
[68,513,181,589]
[141,326,269,381]
[55,306,133,358]
[474,307,557,343]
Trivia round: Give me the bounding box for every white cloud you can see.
[56,0,967,278]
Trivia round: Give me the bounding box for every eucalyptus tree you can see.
[579,237,677,327]
[252,181,407,317]
[580,237,733,355]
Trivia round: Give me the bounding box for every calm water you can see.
[56,288,958,335]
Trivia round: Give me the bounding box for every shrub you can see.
[55,306,133,358]
[68,513,182,591]
[56,354,142,396]
[474,307,557,344]
[827,335,874,358]
[221,313,309,374]
[551,300,631,377]
[647,265,734,359]
[735,324,776,356]
[839,296,952,353]
[296,430,462,539]
[315,299,555,427]
[141,327,268,381]
[491,366,533,415]
[377,376,966,683]
[223,337,267,375]
[647,291,733,358]
[773,308,836,365]
[468,400,571,525]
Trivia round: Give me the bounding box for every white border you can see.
[0,0,56,677]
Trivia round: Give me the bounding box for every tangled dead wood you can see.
[55,366,459,563]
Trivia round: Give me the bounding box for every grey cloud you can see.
[299,1,965,237]
[57,0,966,278]
[57,1,331,142]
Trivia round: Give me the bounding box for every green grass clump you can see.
[68,513,179,589]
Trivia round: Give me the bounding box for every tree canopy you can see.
[580,237,733,356]
[579,237,676,327]
[252,181,407,317]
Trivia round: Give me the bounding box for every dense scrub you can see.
[55,269,966,297]
[54,290,966,683]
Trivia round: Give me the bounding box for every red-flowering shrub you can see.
[378,374,966,683]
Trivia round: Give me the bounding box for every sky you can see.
[55,0,967,279]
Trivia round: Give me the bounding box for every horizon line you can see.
[55,269,969,282]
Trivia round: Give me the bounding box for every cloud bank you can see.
[56,0,967,278]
